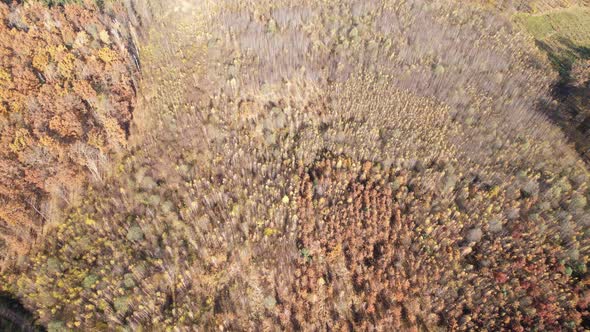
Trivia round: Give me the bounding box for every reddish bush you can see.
[279,155,584,330]
[280,156,464,330]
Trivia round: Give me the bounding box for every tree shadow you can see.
[536,37,590,162]
[535,37,590,84]
[0,292,44,332]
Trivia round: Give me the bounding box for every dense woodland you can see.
[0,0,589,330]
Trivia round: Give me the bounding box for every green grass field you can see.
[516,6,590,162]
[515,7,590,80]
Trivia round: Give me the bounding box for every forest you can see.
[0,0,589,330]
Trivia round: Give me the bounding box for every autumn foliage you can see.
[1,0,589,330]
[0,1,136,270]
[278,155,584,330]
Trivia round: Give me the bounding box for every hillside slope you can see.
[1,0,589,330]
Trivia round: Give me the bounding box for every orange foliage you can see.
[0,2,136,270]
